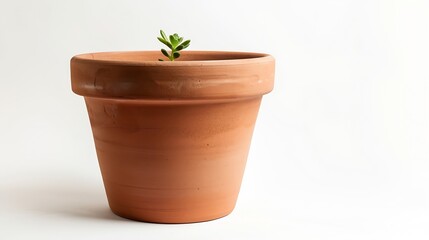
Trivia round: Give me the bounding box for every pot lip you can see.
[83,95,262,105]
[71,50,274,67]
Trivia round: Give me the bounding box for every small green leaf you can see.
[178,37,183,44]
[181,43,190,50]
[179,40,191,49]
[160,30,168,41]
[158,59,164,61]
[176,45,184,51]
[169,35,178,47]
[161,49,169,57]
[181,39,190,46]
[157,37,167,44]
[158,37,173,49]
[173,52,180,59]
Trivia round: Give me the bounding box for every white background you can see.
[1,0,428,239]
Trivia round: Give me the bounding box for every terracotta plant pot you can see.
[70,51,275,223]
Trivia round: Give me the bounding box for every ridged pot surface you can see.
[71,51,275,223]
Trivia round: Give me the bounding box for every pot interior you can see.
[75,51,270,62]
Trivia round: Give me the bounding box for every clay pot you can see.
[70,51,275,223]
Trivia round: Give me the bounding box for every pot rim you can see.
[71,50,275,100]
[71,50,274,67]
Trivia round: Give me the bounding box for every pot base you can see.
[110,206,235,224]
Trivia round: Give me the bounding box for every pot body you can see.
[71,51,275,223]
[85,96,261,223]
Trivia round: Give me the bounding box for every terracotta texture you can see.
[71,51,275,223]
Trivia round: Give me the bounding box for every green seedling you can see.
[157,30,191,61]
